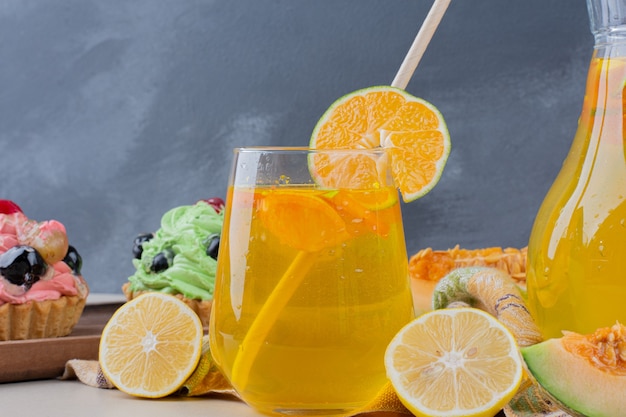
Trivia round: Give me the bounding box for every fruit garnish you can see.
[62,245,82,275]
[385,307,523,417]
[327,190,392,237]
[204,234,220,260]
[0,200,23,214]
[23,220,69,265]
[201,197,225,214]
[99,292,203,398]
[257,189,350,252]
[0,245,48,292]
[132,232,154,259]
[310,85,450,202]
[347,187,398,211]
[522,322,626,417]
[150,249,174,273]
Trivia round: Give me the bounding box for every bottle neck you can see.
[593,40,626,57]
[577,49,626,146]
[588,0,626,46]
[586,1,626,127]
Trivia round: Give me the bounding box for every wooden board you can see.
[0,296,124,383]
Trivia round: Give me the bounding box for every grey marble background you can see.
[0,1,591,293]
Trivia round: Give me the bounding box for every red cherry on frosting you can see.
[0,200,23,214]
[199,197,225,214]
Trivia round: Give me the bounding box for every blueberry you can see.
[63,245,82,275]
[133,233,154,259]
[0,245,48,290]
[205,234,220,260]
[150,249,174,273]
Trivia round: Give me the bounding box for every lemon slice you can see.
[385,307,523,417]
[99,293,203,398]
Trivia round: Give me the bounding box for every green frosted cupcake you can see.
[123,198,224,326]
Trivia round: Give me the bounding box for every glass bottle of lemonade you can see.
[526,0,626,339]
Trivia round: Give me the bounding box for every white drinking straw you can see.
[392,0,452,89]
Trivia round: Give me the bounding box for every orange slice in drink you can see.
[99,293,203,398]
[257,189,349,252]
[310,85,450,202]
[327,190,393,237]
[340,187,399,211]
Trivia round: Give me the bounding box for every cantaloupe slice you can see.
[521,323,626,417]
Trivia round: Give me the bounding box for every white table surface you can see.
[0,379,260,417]
[0,379,407,417]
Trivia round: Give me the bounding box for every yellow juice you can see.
[210,184,414,415]
[526,55,626,339]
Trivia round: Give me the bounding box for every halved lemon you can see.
[310,85,450,202]
[385,307,523,417]
[99,293,203,398]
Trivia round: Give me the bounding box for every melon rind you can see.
[521,339,626,417]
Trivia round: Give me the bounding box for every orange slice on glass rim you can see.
[310,85,451,202]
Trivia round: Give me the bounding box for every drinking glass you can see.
[209,147,414,416]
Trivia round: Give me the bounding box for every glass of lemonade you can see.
[209,147,415,416]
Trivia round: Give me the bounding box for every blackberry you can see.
[0,245,48,290]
